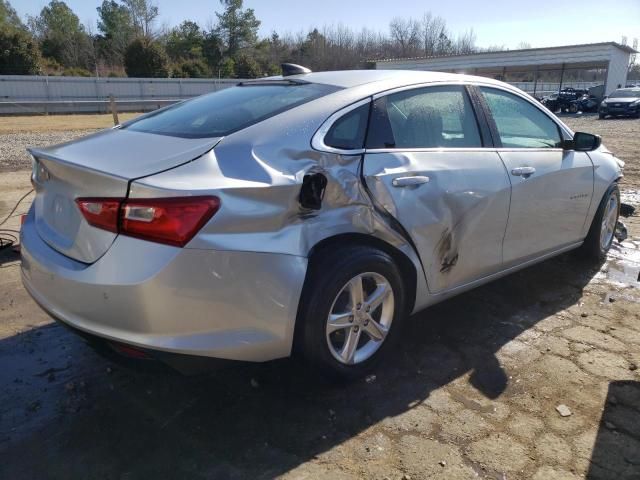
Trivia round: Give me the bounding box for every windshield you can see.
[609,89,640,98]
[125,82,339,138]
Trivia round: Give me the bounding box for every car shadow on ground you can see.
[586,380,640,479]
[0,250,624,479]
[0,244,20,268]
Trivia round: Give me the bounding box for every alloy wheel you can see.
[600,192,619,251]
[325,272,395,365]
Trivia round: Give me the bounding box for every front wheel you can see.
[296,245,406,380]
[580,184,620,261]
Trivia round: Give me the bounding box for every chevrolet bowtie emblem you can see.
[37,162,50,182]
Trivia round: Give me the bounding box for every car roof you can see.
[274,69,506,90]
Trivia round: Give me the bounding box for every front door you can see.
[362,85,511,294]
[478,87,594,266]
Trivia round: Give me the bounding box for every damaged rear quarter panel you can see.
[129,88,424,271]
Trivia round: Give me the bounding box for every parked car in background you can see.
[599,87,640,118]
[541,87,588,113]
[571,94,600,113]
[21,67,624,379]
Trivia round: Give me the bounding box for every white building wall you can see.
[606,46,632,94]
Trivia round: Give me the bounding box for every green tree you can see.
[233,52,261,78]
[165,20,204,61]
[265,32,288,69]
[121,0,158,37]
[202,31,223,69]
[217,57,234,77]
[251,37,280,75]
[172,59,209,78]
[28,0,93,68]
[0,0,24,31]
[215,0,260,57]
[124,37,168,77]
[299,29,327,66]
[0,28,41,74]
[96,0,136,64]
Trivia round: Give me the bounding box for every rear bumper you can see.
[20,208,307,362]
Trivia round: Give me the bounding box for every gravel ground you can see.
[0,130,99,172]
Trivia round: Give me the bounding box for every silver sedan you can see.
[21,66,623,378]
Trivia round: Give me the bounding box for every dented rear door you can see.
[362,84,510,294]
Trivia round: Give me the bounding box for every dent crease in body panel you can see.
[128,107,430,311]
[130,119,416,262]
[362,149,511,294]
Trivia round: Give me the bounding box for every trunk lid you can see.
[29,128,221,263]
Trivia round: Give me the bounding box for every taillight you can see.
[76,196,220,247]
[76,198,121,233]
[121,197,220,247]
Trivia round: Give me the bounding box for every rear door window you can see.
[125,82,339,139]
[480,87,562,148]
[366,85,482,149]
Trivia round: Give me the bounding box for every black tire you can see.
[580,183,620,262]
[599,113,606,119]
[295,245,406,380]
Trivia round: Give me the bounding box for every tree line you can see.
[3,0,637,81]
[0,0,492,78]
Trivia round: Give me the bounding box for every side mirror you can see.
[566,132,601,152]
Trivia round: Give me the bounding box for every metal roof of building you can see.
[374,42,638,63]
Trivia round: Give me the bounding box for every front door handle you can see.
[511,166,536,177]
[392,176,430,187]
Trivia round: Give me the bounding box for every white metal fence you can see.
[0,75,240,114]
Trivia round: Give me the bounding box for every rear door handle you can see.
[392,176,430,187]
[511,166,536,177]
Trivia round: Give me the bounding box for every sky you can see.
[13,0,640,51]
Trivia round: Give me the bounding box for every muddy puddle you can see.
[594,189,640,296]
[600,240,640,288]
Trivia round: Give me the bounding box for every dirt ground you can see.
[0,113,141,133]
[0,114,639,479]
[561,115,640,191]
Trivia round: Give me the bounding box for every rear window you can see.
[125,82,339,138]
